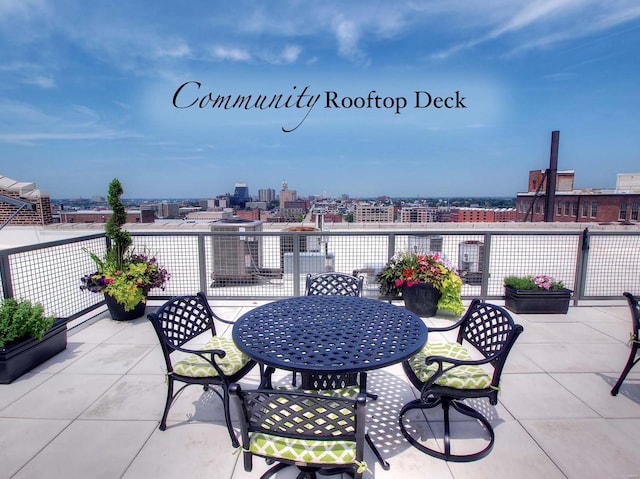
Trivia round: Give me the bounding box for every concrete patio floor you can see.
[1,299,640,479]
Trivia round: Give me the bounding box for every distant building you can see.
[246,201,268,210]
[60,209,155,224]
[449,207,517,223]
[516,170,640,223]
[157,201,180,219]
[186,209,234,221]
[354,204,394,222]
[279,180,297,208]
[236,208,261,221]
[258,188,276,203]
[0,175,53,225]
[231,182,250,208]
[284,200,307,210]
[399,206,441,223]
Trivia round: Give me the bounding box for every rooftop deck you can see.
[1,300,639,479]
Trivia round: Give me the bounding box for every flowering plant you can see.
[81,250,170,311]
[377,251,464,314]
[503,275,566,291]
[80,178,170,312]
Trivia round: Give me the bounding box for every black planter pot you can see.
[104,294,146,321]
[0,318,68,384]
[402,283,442,317]
[504,285,572,314]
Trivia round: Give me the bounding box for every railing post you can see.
[480,232,492,301]
[198,234,208,294]
[293,232,301,296]
[388,233,396,260]
[0,251,14,299]
[573,228,590,305]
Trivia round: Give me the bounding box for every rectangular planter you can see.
[0,318,68,384]
[504,286,572,314]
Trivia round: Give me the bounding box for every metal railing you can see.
[1,228,638,319]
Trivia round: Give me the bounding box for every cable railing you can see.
[0,228,638,319]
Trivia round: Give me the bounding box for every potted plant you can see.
[0,298,66,384]
[377,251,464,317]
[80,179,170,320]
[503,274,572,314]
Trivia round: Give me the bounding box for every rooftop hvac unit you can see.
[210,219,263,285]
[408,235,443,253]
[280,227,321,271]
[458,240,484,285]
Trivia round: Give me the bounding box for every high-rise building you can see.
[258,188,276,203]
[231,182,250,208]
[279,179,297,208]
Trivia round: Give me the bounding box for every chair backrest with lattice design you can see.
[232,385,365,440]
[147,292,216,352]
[305,273,364,296]
[457,299,523,376]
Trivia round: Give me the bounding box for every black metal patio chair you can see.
[305,272,364,297]
[230,383,367,479]
[399,299,524,462]
[147,292,257,447]
[611,292,640,396]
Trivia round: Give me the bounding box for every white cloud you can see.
[210,46,252,62]
[280,45,301,63]
[24,74,55,89]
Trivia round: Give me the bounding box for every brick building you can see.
[449,207,517,223]
[235,208,261,221]
[517,171,640,224]
[0,175,53,226]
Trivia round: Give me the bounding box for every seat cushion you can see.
[172,336,252,377]
[249,432,356,465]
[408,342,492,389]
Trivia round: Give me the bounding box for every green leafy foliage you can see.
[503,275,566,291]
[377,251,464,315]
[0,298,56,348]
[81,179,171,311]
[105,178,131,269]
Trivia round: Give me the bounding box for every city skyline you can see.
[1,1,639,199]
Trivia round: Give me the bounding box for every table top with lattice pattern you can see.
[232,296,428,373]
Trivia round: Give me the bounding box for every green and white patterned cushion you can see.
[249,432,356,465]
[172,336,251,377]
[408,342,492,389]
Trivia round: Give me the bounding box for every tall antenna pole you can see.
[544,130,560,222]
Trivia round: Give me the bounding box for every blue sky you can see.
[1,1,639,199]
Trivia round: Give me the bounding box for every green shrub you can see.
[0,298,56,348]
[503,275,566,291]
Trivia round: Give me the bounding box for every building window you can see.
[632,202,639,221]
[591,201,598,218]
[557,202,562,216]
[619,202,628,220]
[572,201,578,217]
[535,201,541,214]
[582,201,588,217]
[564,201,570,216]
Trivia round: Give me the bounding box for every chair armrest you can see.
[426,316,467,332]
[168,341,229,377]
[420,353,497,390]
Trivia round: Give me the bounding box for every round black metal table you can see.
[233,295,428,470]
[232,295,428,375]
